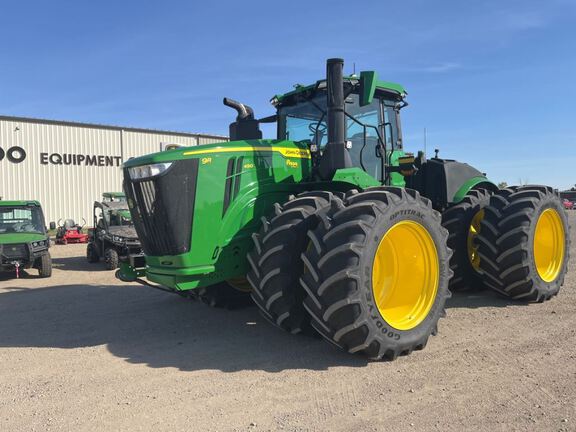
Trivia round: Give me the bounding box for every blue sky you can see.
[1,0,575,189]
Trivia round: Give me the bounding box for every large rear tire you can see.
[247,191,342,334]
[477,185,570,301]
[441,189,493,291]
[301,187,452,360]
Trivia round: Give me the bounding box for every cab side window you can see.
[95,207,105,230]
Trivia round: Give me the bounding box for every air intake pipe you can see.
[223,97,262,140]
[223,97,255,121]
[318,58,353,180]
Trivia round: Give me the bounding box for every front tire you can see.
[37,253,52,278]
[104,248,119,270]
[301,187,452,360]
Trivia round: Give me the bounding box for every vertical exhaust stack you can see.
[318,58,353,180]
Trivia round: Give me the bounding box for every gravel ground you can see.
[0,212,574,432]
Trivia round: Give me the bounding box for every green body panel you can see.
[388,151,407,187]
[0,232,47,245]
[332,168,380,189]
[452,177,497,203]
[127,139,317,290]
[330,150,406,189]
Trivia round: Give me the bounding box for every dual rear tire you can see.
[248,188,452,360]
[477,186,570,301]
[247,184,570,360]
[442,185,569,301]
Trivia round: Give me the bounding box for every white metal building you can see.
[0,115,227,225]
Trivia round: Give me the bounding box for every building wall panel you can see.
[0,117,226,224]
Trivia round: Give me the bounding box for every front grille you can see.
[124,159,199,256]
[1,243,28,260]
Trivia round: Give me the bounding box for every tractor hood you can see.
[122,139,311,169]
[0,232,48,245]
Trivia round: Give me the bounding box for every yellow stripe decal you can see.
[182,146,311,159]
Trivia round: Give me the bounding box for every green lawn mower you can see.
[117,58,570,360]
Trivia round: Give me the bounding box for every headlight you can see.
[32,240,46,248]
[128,162,173,180]
[112,235,124,243]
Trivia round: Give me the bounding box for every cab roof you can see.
[0,200,41,207]
[271,73,406,106]
[96,201,129,210]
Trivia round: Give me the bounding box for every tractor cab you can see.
[272,75,406,182]
[225,71,408,185]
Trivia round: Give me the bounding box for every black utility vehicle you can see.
[86,200,142,270]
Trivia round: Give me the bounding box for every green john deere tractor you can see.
[117,58,570,360]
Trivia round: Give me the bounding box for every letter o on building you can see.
[7,146,26,163]
[0,147,4,162]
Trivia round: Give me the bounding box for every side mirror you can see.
[359,71,377,107]
[49,222,56,230]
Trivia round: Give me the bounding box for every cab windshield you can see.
[278,92,400,180]
[0,206,45,234]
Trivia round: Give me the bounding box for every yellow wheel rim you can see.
[533,208,565,282]
[372,221,439,331]
[467,209,484,272]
